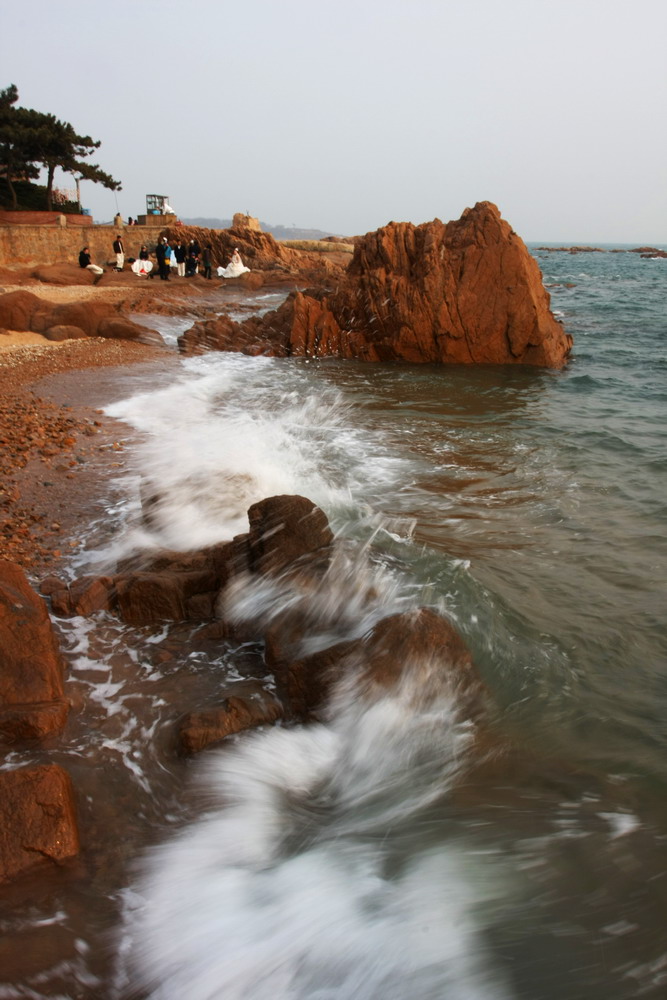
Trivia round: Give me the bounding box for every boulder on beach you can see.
[0,291,163,346]
[0,560,68,744]
[0,290,43,331]
[33,263,98,286]
[0,764,80,883]
[180,202,573,368]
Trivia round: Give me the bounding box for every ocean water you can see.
[1,246,666,999]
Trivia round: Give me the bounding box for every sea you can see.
[0,245,665,999]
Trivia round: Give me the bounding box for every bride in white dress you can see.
[217,248,250,278]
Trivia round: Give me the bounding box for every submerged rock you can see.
[180,202,573,368]
[179,693,284,754]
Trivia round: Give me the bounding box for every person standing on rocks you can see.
[78,247,104,275]
[202,244,213,279]
[174,240,187,277]
[155,236,170,281]
[113,233,125,272]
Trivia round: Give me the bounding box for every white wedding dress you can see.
[217,252,250,278]
[131,259,153,276]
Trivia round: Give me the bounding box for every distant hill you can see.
[181,218,341,241]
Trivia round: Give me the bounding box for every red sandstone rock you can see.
[33,263,97,286]
[247,495,335,576]
[31,300,117,336]
[267,607,484,720]
[0,294,163,346]
[0,765,80,883]
[43,324,88,341]
[96,315,164,345]
[0,560,68,744]
[0,290,43,331]
[181,203,572,367]
[179,693,284,754]
[178,313,283,357]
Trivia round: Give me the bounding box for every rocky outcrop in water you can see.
[179,202,573,368]
[41,495,482,744]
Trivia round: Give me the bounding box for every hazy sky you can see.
[2,0,666,241]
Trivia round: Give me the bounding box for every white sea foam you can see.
[122,663,510,1000]
[98,354,417,563]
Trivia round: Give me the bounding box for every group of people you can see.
[152,237,214,280]
[78,236,251,282]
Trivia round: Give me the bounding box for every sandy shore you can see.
[0,332,173,573]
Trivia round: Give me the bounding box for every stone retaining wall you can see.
[0,224,169,267]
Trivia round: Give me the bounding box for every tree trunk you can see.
[7,175,18,210]
[46,162,55,212]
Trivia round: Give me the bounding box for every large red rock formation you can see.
[180,203,572,368]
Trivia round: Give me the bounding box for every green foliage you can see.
[0,83,121,211]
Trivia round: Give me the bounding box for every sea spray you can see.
[122,647,511,1000]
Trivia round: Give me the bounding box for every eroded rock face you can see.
[0,765,80,883]
[0,561,68,744]
[181,203,572,367]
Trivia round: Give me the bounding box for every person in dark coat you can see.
[155,237,170,281]
[174,240,187,277]
[202,244,213,279]
[185,239,200,277]
[78,247,103,275]
[112,234,124,271]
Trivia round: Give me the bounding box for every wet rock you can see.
[179,693,284,754]
[0,765,80,883]
[42,574,115,617]
[111,542,246,626]
[53,497,332,628]
[0,561,68,744]
[247,494,334,576]
[265,628,356,720]
[267,607,484,720]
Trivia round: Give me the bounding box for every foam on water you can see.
[97,354,419,564]
[122,661,510,1000]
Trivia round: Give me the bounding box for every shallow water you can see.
[1,247,666,999]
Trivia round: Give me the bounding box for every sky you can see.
[2,0,666,242]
